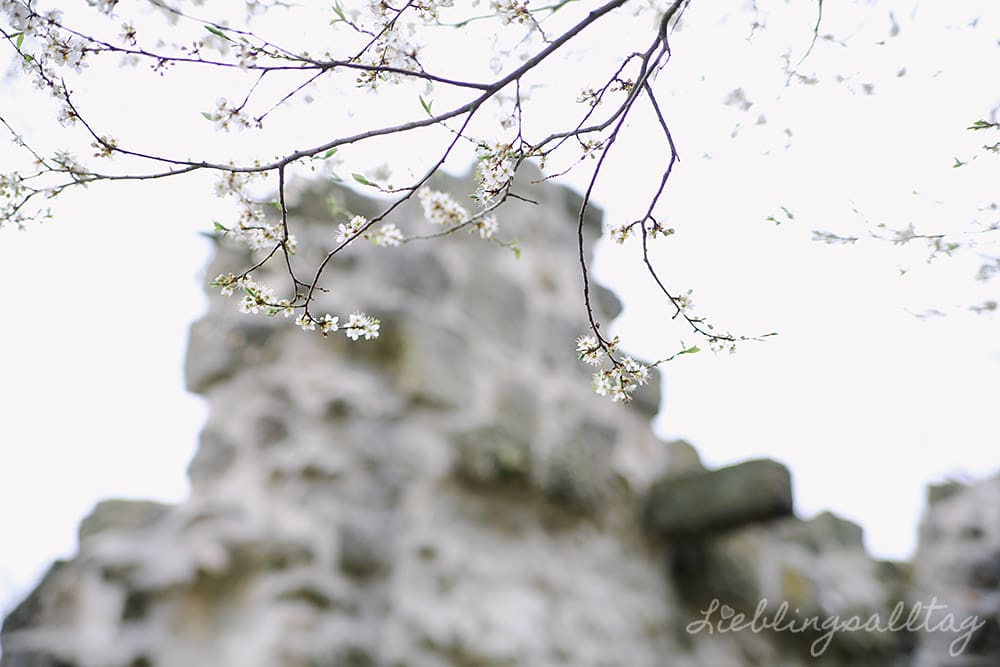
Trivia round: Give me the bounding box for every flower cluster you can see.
[473,214,498,239]
[577,334,650,403]
[475,142,517,202]
[418,188,467,227]
[233,42,263,70]
[372,223,404,247]
[4,3,92,125]
[0,172,30,230]
[710,337,739,355]
[345,311,381,340]
[592,357,650,403]
[412,0,455,22]
[52,151,85,175]
[336,214,368,243]
[0,172,26,202]
[610,220,674,245]
[580,137,604,158]
[490,0,531,24]
[295,313,342,335]
[91,136,117,158]
[355,27,420,91]
[204,98,260,132]
[212,273,380,341]
[86,0,119,14]
[220,208,295,253]
[610,224,633,245]
[576,334,605,366]
[675,289,694,312]
[211,273,289,315]
[43,32,89,73]
[2,0,30,30]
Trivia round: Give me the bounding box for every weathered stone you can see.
[672,515,908,659]
[662,439,705,477]
[395,318,473,408]
[4,168,961,667]
[337,522,391,579]
[78,500,169,543]
[590,282,623,321]
[1,562,71,634]
[644,458,793,539]
[453,424,532,486]
[778,511,866,553]
[184,319,279,393]
[541,421,618,512]
[186,430,237,486]
[461,267,528,348]
[926,479,966,506]
[911,472,1000,666]
[386,251,450,297]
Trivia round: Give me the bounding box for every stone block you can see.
[644,458,793,539]
[79,500,170,544]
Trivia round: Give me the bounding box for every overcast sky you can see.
[2,0,999,615]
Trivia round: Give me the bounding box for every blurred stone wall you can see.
[2,169,995,667]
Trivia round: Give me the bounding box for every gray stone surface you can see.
[911,473,1000,667]
[2,168,988,667]
[644,458,794,538]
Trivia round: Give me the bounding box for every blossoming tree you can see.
[1,0,995,403]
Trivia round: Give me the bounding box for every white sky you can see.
[2,0,999,616]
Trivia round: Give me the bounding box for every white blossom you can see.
[474,215,498,239]
[3,1,30,30]
[475,141,517,202]
[576,334,604,366]
[491,0,530,24]
[240,294,261,314]
[418,188,467,227]
[86,0,119,14]
[345,312,380,341]
[675,289,694,312]
[204,98,260,132]
[611,224,632,245]
[318,314,340,334]
[372,223,403,247]
[355,26,420,90]
[337,215,367,243]
[582,339,650,403]
[213,273,239,296]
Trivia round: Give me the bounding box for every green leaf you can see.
[213,221,228,232]
[511,242,521,260]
[201,111,213,120]
[679,345,700,355]
[352,173,374,186]
[953,157,967,168]
[322,148,337,159]
[419,95,433,116]
[205,25,229,39]
[967,120,998,131]
[331,1,347,22]
[14,32,24,49]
